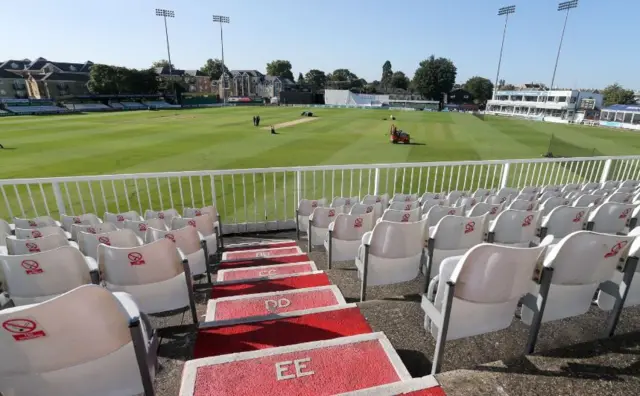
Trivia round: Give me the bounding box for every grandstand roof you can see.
[40,72,90,82]
[263,75,295,86]
[0,60,29,70]
[27,58,92,73]
[603,104,640,112]
[0,69,23,79]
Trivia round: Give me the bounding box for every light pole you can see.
[493,5,516,99]
[155,9,175,76]
[549,0,578,90]
[213,15,230,105]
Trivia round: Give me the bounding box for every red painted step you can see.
[222,246,302,262]
[224,240,298,252]
[338,376,446,395]
[211,272,330,299]
[206,285,346,322]
[194,305,372,358]
[217,253,310,270]
[216,261,317,283]
[180,333,411,396]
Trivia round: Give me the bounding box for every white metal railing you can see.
[0,156,638,234]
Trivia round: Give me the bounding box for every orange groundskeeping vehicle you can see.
[389,124,410,144]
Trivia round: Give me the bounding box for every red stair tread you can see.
[210,272,331,299]
[224,241,298,252]
[217,253,310,269]
[194,306,371,358]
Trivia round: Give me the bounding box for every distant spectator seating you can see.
[143,100,180,109]
[6,105,68,115]
[63,103,112,112]
[119,102,147,110]
[109,102,125,110]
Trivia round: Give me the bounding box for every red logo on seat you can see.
[604,241,628,258]
[490,206,498,215]
[21,260,43,275]
[138,223,147,231]
[354,218,363,228]
[116,215,125,222]
[375,197,381,203]
[328,209,335,217]
[311,201,318,208]
[31,230,42,238]
[98,236,111,246]
[573,211,585,223]
[619,208,631,219]
[188,220,196,227]
[73,217,81,224]
[165,233,175,242]
[87,227,96,234]
[404,196,412,202]
[28,220,37,227]
[404,204,412,210]
[401,213,411,222]
[25,242,40,253]
[194,210,202,216]
[522,215,534,227]
[158,212,165,219]
[2,318,46,341]
[128,252,145,266]
[464,221,475,234]
[448,209,456,215]
[366,206,373,213]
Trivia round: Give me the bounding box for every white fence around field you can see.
[0,156,639,234]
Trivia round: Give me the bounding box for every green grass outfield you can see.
[1,107,639,221]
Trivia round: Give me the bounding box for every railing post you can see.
[499,163,511,189]
[296,170,302,204]
[52,182,66,215]
[600,159,613,184]
[373,168,380,195]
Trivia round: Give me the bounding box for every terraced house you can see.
[214,69,296,99]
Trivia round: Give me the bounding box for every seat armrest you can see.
[361,231,373,246]
[113,292,141,322]
[84,256,99,272]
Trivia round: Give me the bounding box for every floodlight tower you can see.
[493,5,516,99]
[549,0,579,90]
[155,8,175,77]
[213,15,230,104]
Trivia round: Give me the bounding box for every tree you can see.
[88,64,159,95]
[498,79,506,89]
[502,84,516,91]
[463,76,494,104]
[88,64,119,95]
[304,69,327,91]
[390,71,410,90]
[297,72,304,85]
[266,60,294,81]
[381,61,393,88]
[603,83,636,106]
[151,59,175,70]
[200,58,229,80]
[328,68,363,90]
[412,55,457,100]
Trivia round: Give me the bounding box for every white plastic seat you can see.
[539,191,563,202]
[183,206,221,238]
[471,188,492,198]
[423,205,464,238]
[99,238,197,321]
[14,226,70,241]
[596,227,640,311]
[467,202,503,220]
[581,182,600,192]
[446,191,466,206]
[296,198,326,239]
[77,228,142,261]
[69,222,118,242]
[515,192,536,202]
[453,196,479,213]
[378,208,421,224]
[508,199,538,211]
[614,186,634,194]
[421,197,447,215]
[104,211,142,229]
[426,214,486,279]
[497,187,519,203]
[521,231,636,352]
[0,225,10,257]
[605,192,632,204]
[561,183,581,193]
[325,212,374,265]
[0,219,12,235]
[308,206,342,248]
[6,234,77,256]
[590,189,609,196]
[60,214,102,232]
[14,216,61,229]
[355,218,428,300]
[422,243,548,373]
[330,196,359,212]
[520,186,539,195]
[389,200,420,211]
[541,185,561,194]
[0,246,98,306]
[0,285,157,396]
[123,219,168,240]
[172,215,217,256]
[540,196,572,217]
[488,210,541,247]
[539,205,589,243]
[391,193,418,203]
[144,208,181,228]
[601,180,620,190]
[587,202,636,235]
[146,226,208,278]
[362,193,389,208]
[620,180,639,189]
[420,192,445,204]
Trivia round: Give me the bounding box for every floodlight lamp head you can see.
[213,15,230,23]
[558,0,578,11]
[155,8,174,18]
[497,5,516,16]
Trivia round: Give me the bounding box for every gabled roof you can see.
[0,60,29,70]
[183,70,208,77]
[154,66,186,76]
[264,75,295,86]
[27,58,92,73]
[230,70,263,78]
[40,72,90,82]
[0,69,23,79]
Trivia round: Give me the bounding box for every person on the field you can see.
[270,125,277,134]
[252,116,256,126]
[256,115,261,126]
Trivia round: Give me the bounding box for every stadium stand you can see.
[63,103,111,112]
[119,101,147,110]
[1,98,68,115]
[143,100,181,109]
[108,102,124,110]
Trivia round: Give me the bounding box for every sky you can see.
[1,0,638,90]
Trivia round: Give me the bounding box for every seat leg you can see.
[431,281,455,375]
[202,241,211,284]
[129,318,156,396]
[525,267,554,354]
[605,257,638,337]
[360,244,370,302]
[182,260,199,324]
[328,231,333,270]
[295,212,300,240]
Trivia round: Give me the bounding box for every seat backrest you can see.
[539,191,563,202]
[0,246,92,302]
[144,208,180,227]
[368,218,428,258]
[310,206,341,228]
[146,225,201,255]
[545,231,635,285]
[581,182,600,192]
[183,205,218,222]
[420,192,444,204]
[123,218,167,239]
[0,219,12,236]
[297,199,327,216]
[350,202,381,218]
[99,238,184,286]
[432,214,486,250]
[60,213,102,232]
[330,196,359,210]
[542,205,589,239]
[471,188,492,198]
[601,180,619,190]
[620,180,639,189]
[520,186,538,195]
[172,213,215,236]
[561,183,581,193]
[13,216,57,229]
[508,199,538,212]
[590,189,609,196]
[362,193,389,208]
[78,228,142,260]
[497,187,519,202]
[6,233,70,255]
[332,212,374,241]
[605,192,632,204]
[614,186,634,194]
[541,185,561,194]
[380,208,421,223]
[0,285,132,375]
[588,202,636,234]
[421,198,446,215]
[467,202,503,219]
[540,196,572,217]
[446,190,466,205]
[515,192,536,202]
[389,200,420,211]
[104,211,141,229]
[70,222,118,241]
[424,205,463,228]
[14,226,66,240]
[490,209,541,245]
[450,244,546,303]
[391,193,418,203]
[454,196,479,211]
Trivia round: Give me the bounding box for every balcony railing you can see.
[0,156,637,234]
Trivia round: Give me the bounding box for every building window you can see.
[558,96,566,102]
[570,96,577,103]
